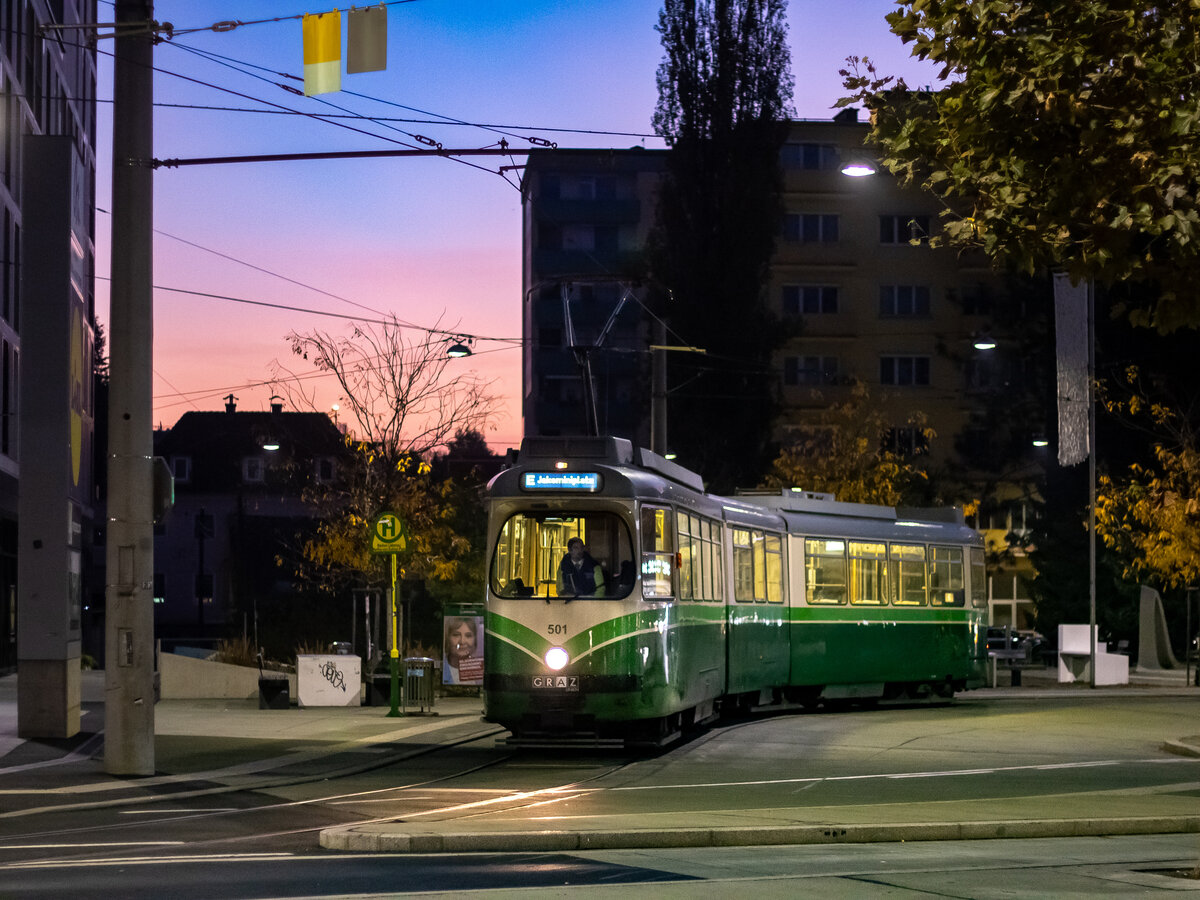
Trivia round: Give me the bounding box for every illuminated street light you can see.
[840,159,877,177]
[447,336,473,358]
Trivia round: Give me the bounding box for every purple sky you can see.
[94,0,940,450]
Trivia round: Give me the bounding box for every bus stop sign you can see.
[371,511,408,554]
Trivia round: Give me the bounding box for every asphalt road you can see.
[1,692,1198,896]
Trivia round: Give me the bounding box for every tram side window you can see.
[890,543,927,606]
[805,538,847,605]
[752,532,767,601]
[849,541,887,605]
[733,529,755,602]
[705,519,723,602]
[929,546,965,607]
[679,513,722,602]
[679,513,697,600]
[969,546,986,609]
[734,529,784,603]
[765,534,783,603]
[641,505,675,599]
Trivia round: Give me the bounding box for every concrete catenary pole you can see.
[105,0,156,775]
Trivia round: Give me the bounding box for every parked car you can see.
[987,627,1049,665]
[986,626,1021,651]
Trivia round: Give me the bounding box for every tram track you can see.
[0,724,508,822]
[0,728,645,866]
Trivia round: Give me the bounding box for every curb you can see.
[319,815,1200,854]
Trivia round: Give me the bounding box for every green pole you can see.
[387,553,403,717]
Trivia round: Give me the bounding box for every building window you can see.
[783,285,838,315]
[315,457,336,483]
[171,455,191,483]
[781,142,838,170]
[880,214,931,244]
[883,426,929,457]
[576,174,618,200]
[540,173,561,199]
[784,355,839,386]
[783,213,838,243]
[960,283,994,316]
[242,456,264,483]
[879,285,931,317]
[982,501,1032,536]
[544,223,619,252]
[880,355,930,386]
[539,375,585,405]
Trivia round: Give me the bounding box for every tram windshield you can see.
[490,512,635,600]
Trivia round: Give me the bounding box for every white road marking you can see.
[606,757,1197,791]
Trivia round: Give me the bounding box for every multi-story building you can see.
[521,149,665,443]
[1,2,99,699]
[521,112,1042,631]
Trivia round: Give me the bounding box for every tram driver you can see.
[557,537,605,597]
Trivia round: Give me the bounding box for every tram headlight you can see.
[544,646,569,671]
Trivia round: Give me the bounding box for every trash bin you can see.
[258,676,289,709]
[404,657,435,713]
[257,649,290,709]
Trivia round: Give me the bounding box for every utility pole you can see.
[650,319,667,455]
[105,0,156,775]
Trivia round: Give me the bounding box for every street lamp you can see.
[840,158,877,177]
[446,336,473,358]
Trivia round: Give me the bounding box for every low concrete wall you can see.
[159,651,298,700]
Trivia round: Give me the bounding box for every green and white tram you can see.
[484,436,987,746]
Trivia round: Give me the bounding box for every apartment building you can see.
[521,113,1041,630]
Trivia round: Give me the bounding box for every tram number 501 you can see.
[547,623,567,635]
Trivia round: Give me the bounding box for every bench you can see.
[1058,624,1129,685]
[988,646,1033,687]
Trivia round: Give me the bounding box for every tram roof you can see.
[502,437,977,544]
[513,436,705,492]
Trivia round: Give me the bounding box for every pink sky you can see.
[94,1,940,452]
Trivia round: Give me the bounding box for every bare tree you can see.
[270,315,500,460]
[267,316,501,602]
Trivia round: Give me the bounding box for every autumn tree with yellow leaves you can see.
[762,380,937,507]
[1097,366,1200,590]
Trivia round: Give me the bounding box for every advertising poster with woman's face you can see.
[443,615,483,685]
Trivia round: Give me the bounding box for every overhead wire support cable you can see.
[162,41,504,179]
[151,147,532,168]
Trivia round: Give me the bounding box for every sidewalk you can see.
[2,667,1198,854]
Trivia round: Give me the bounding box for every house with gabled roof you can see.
[150,397,347,649]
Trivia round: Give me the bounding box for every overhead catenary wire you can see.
[152,339,517,415]
[165,1,424,38]
[95,274,523,344]
[93,207,521,343]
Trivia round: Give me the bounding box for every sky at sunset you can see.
[93,0,942,451]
